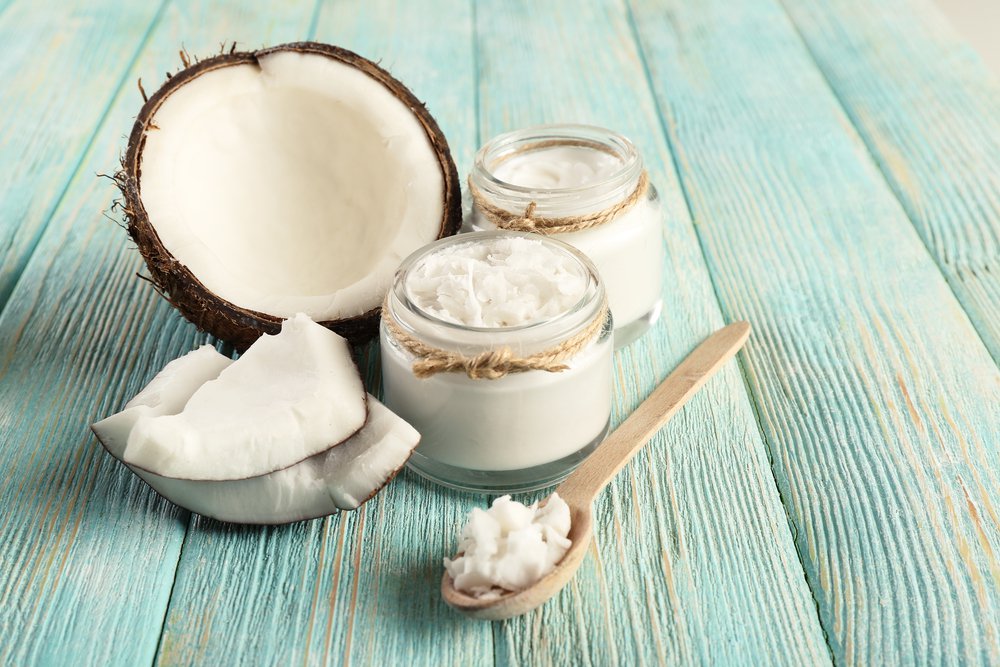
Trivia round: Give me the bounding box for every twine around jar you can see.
[468,138,649,235]
[381,294,609,380]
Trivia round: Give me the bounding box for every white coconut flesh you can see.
[138,50,445,320]
[121,313,367,481]
[93,347,420,522]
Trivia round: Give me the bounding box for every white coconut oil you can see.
[380,232,612,493]
[444,493,571,599]
[467,125,663,348]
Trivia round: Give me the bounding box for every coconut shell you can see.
[117,42,462,350]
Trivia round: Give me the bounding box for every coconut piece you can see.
[93,346,419,523]
[117,42,462,350]
[123,313,367,481]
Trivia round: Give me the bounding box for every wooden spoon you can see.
[442,321,751,620]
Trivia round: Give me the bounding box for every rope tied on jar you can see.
[381,294,609,380]
[468,138,650,235]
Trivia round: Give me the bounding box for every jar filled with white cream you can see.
[467,125,663,348]
[380,231,612,493]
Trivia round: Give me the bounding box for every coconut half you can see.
[93,346,419,523]
[118,43,461,349]
[123,313,367,481]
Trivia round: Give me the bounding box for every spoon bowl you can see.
[442,321,751,620]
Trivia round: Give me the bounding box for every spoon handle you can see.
[557,322,751,504]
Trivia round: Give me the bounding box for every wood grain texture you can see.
[0,2,314,664]
[0,0,163,310]
[781,0,1000,363]
[152,2,492,665]
[629,0,1000,664]
[476,1,831,664]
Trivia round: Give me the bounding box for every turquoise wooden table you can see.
[1,0,998,664]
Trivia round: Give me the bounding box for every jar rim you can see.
[388,231,606,350]
[471,124,643,202]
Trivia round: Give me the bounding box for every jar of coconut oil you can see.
[380,231,612,493]
[467,124,663,348]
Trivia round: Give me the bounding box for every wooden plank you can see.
[0,0,163,311]
[780,0,1000,362]
[475,1,831,664]
[0,3,314,665]
[629,0,1000,664]
[152,2,492,665]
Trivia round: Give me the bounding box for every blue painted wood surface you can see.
[0,0,997,665]
[629,0,999,663]
[782,0,1000,364]
[0,0,164,308]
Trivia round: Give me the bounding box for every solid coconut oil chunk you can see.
[93,346,420,523]
[444,493,571,599]
[123,313,367,481]
[405,236,588,327]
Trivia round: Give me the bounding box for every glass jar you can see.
[467,124,663,348]
[380,231,613,493]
